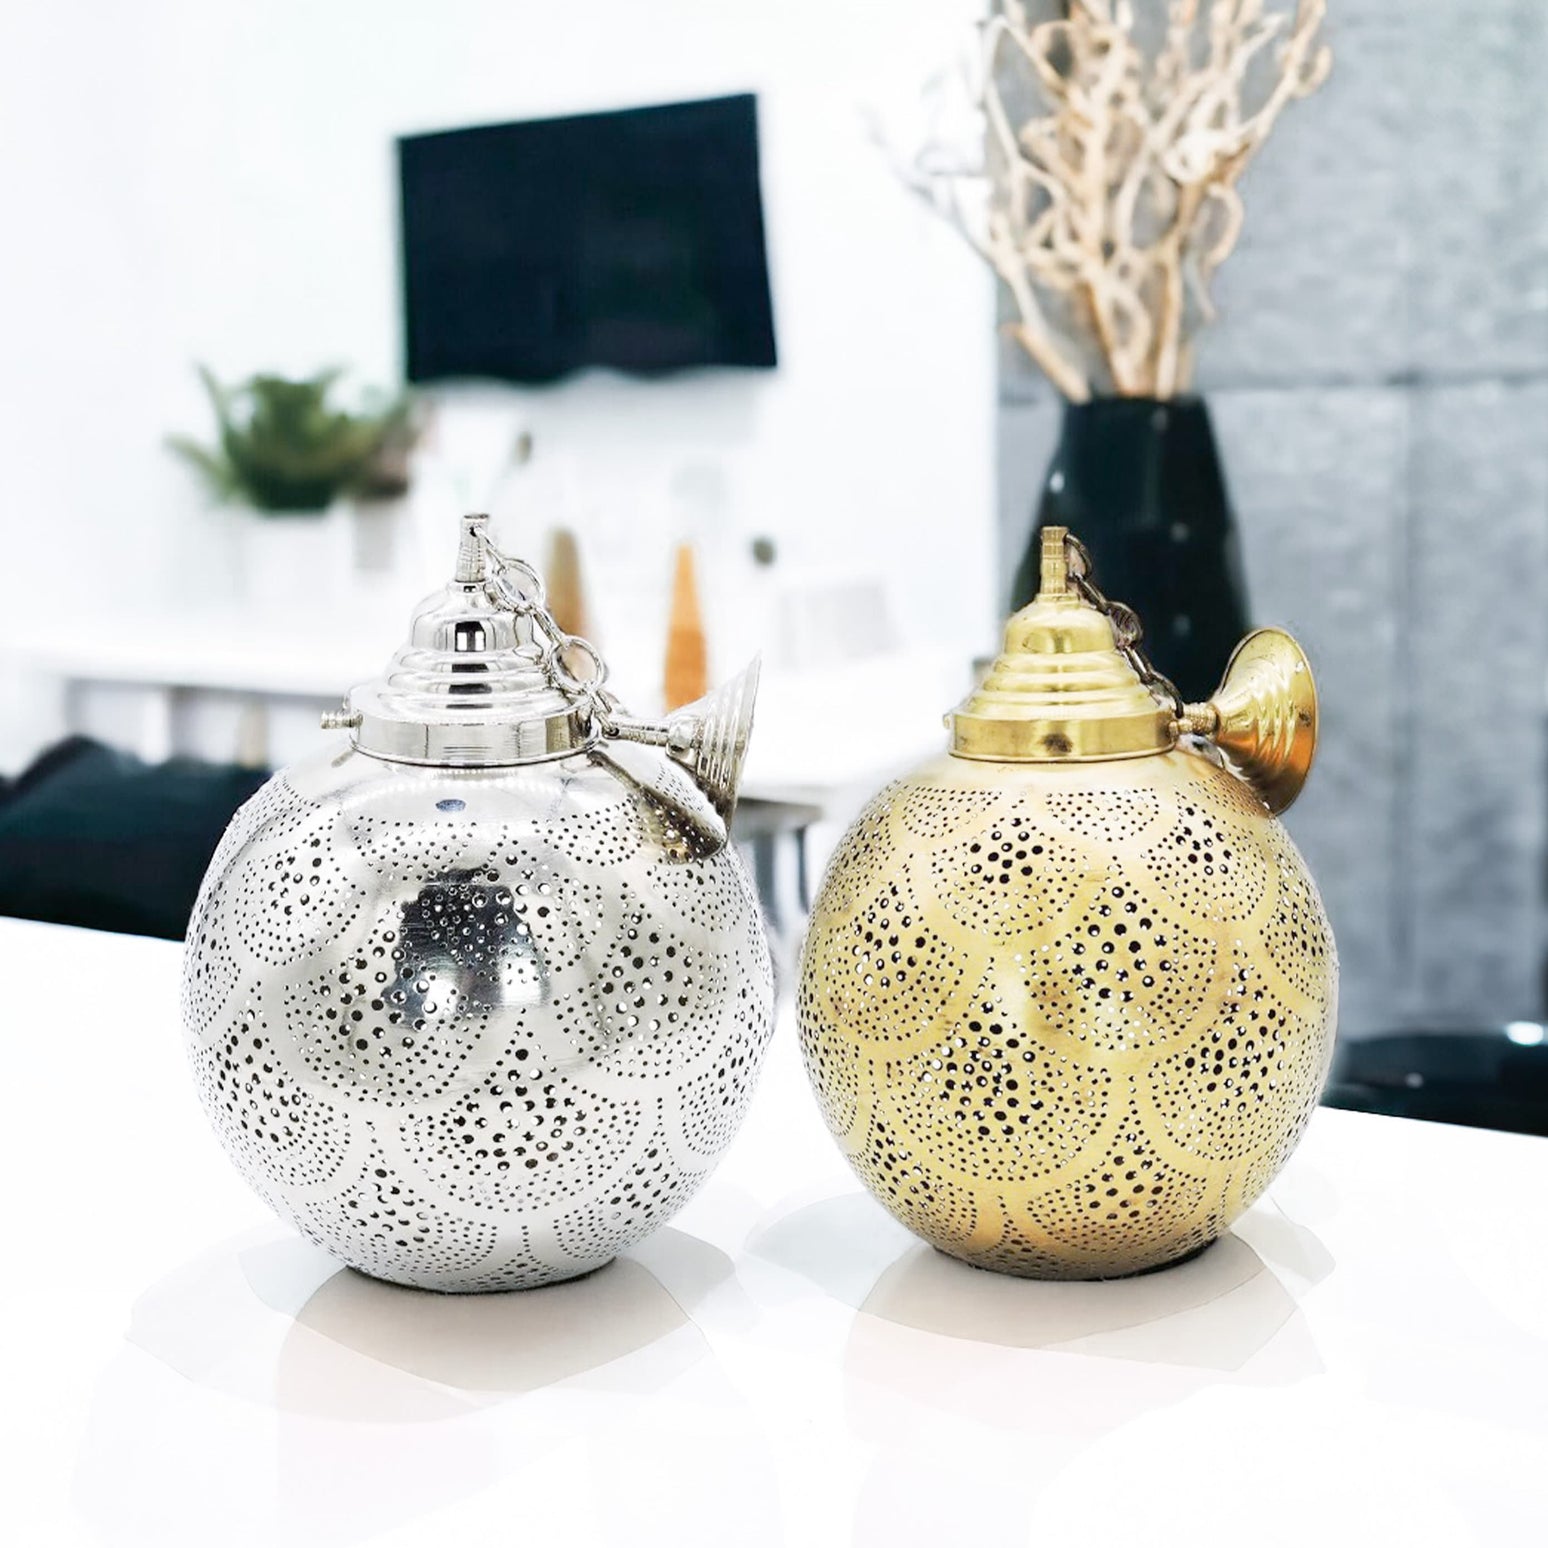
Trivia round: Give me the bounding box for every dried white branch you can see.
[881,0,1331,398]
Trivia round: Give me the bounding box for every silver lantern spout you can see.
[182,515,776,1291]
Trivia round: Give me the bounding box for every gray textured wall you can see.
[997,1,1548,1035]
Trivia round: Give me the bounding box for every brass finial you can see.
[1038,525,1071,597]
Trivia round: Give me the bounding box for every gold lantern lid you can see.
[950,527,1174,763]
[948,526,1320,814]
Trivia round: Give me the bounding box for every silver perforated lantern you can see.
[182,516,775,1290]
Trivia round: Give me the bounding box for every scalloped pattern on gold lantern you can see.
[796,748,1337,1280]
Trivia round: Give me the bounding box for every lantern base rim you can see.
[931,1236,1218,1283]
[342,1256,618,1295]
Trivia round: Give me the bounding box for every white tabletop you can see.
[7,915,1548,1547]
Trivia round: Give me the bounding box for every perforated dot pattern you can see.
[183,751,775,1291]
[797,750,1337,1279]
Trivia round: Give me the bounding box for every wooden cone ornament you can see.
[665,542,709,711]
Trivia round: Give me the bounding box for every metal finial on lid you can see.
[453,511,488,583]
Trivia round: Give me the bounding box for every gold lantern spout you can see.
[950,526,1319,813]
[1180,629,1318,815]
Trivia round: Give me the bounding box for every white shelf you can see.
[1,602,969,808]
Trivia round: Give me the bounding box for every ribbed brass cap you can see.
[950,528,1174,762]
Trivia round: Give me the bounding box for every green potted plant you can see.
[170,366,420,601]
[170,365,413,511]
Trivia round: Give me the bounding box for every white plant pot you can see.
[350,495,422,582]
[233,505,350,611]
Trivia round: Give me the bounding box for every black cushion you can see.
[1323,1031,1548,1138]
[0,736,268,941]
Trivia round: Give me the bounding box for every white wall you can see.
[0,0,993,737]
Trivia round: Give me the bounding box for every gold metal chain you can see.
[1062,531,1186,719]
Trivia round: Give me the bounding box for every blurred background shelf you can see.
[0,604,964,808]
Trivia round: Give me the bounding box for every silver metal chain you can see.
[1062,532,1187,718]
[477,533,620,731]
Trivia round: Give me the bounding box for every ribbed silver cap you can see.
[345,518,592,767]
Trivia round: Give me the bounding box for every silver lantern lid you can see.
[323,514,762,849]
[340,517,592,767]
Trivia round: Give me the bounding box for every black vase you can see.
[1011,396,1250,704]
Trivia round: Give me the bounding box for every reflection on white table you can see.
[7,916,1547,1546]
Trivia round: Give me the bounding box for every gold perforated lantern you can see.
[796,528,1337,1279]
